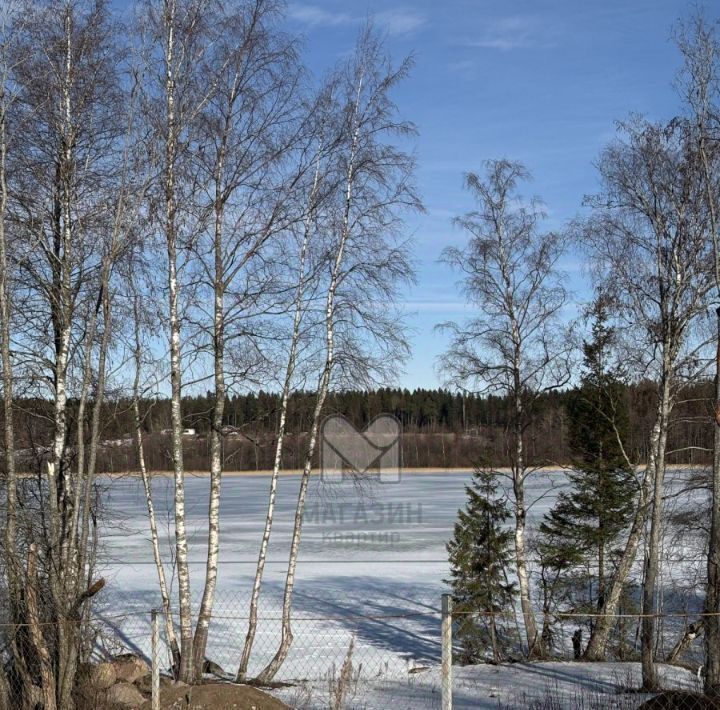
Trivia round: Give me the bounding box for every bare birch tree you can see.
[438,159,571,658]
[127,260,183,671]
[255,25,419,682]
[579,118,713,688]
[186,0,301,676]
[236,82,334,682]
[139,0,307,679]
[139,0,224,680]
[160,0,193,680]
[6,0,131,704]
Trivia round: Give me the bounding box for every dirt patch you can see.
[139,682,289,709]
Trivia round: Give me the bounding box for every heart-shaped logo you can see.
[320,414,401,483]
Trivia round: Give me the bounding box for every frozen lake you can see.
[96,470,573,679]
[100,468,576,582]
[98,469,586,604]
[92,467,707,705]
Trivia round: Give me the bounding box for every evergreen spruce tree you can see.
[446,466,517,663]
[539,298,636,615]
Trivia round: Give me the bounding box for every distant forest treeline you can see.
[9,383,714,472]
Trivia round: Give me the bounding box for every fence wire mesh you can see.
[153,588,444,682]
[0,591,719,708]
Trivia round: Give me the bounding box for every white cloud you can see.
[375,9,427,36]
[289,4,426,37]
[462,15,557,51]
[288,5,354,28]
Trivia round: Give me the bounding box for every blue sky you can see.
[285,0,700,389]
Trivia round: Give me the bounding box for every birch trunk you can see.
[254,342,333,684]
[511,367,541,657]
[500,222,542,658]
[192,137,227,676]
[641,372,671,691]
[47,4,74,570]
[583,381,669,665]
[163,0,194,682]
[168,141,193,685]
[132,296,181,671]
[257,104,359,682]
[53,9,81,706]
[236,155,320,681]
[513,466,540,657]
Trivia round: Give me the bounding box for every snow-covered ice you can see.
[98,471,476,678]
[95,468,707,708]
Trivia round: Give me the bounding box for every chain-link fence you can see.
[0,586,446,709]
[1,594,719,708]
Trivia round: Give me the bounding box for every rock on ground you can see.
[135,673,178,695]
[88,662,117,690]
[112,655,150,684]
[105,681,146,709]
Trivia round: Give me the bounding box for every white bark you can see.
[439,161,570,661]
[49,4,75,570]
[162,0,193,681]
[584,457,652,659]
[53,10,81,706]
[132,295,181,671]
[509,323,541,657]
[236,150,321,681]
[641,373,672,690]
[580,118,710,670]
[257,85,361,682]
[192,120,228,676]
[500,203,541,657]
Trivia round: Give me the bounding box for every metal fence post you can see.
[441,593,452,710]
[151,609,160,710]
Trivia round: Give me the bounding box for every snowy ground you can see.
[274,661,702,709]
[95,468,708,708]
